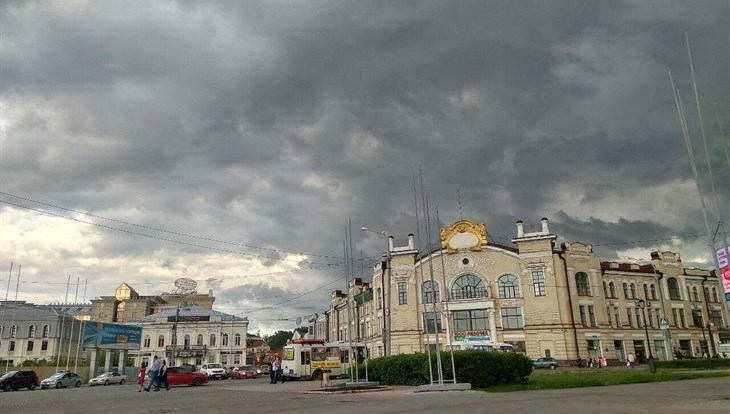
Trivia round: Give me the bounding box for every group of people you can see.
[576,355,609,368]
[137,355,170,392]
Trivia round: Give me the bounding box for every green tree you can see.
[264,330,294,350]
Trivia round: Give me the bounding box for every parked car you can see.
[166,367,208,386]
[230,365,258,379]
[88,371,127,386]
[256,364,270,375]
[0,370,39,391]
[533,357,558,370]
[40,372,83,389]
[200,363,226,380]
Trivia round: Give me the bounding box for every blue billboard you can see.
[83,322,142,350]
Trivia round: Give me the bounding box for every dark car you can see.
[533,357,559,370]
[0,370,39,391]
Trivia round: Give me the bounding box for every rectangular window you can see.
[233,355,241,365]
[579,305,587,326]
[635,308,642,328]
[531,269,546,296]
[9,341,15,352]
[691,310,703,327]
[501,307,523,329]
[398,281,408,305]
[220,355,226,365]
[614,307,621,327]
[41,340,48,351]
[453,309,489,331]
[607,306,613,327]
[588,306,596,327]
[26,341,34,352]
[647,308,654,328]
[423,312,442,333]
[679,309,687,328]
[672,308,679,327]
[710,310,723,328]
[627,308,633,327]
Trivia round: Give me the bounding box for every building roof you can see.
[138,306,246,323]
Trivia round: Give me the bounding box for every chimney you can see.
[541,217,549,234]
[516,220,524,238]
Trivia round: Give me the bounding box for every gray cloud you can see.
[1,0,728,333]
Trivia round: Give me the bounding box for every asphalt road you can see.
[1,376,728,414]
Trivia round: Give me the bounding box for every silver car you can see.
[40,372,83,389]
[88,371,127,386]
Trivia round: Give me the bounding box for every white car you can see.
[200,363,226,380]
[88,371,127,386]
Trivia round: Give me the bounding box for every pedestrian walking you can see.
[137,361,147,392]
[159,360,170,390]
[270,357,281,384]
[145,355,161,391]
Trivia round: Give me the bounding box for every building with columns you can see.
[313,218,729,365]
[134,306,249,368]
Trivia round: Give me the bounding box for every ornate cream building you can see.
[313,218,729,365]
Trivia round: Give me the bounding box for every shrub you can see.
[367,351,533,388]
[654,358,730,369]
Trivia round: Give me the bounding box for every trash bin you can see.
[321,372,330,387]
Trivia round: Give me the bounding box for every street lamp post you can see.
[637,299,656,373]
[362,227,391,357]
[692,304,712,367]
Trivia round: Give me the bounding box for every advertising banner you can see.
[716,247,730,301]
[82,322,142,350]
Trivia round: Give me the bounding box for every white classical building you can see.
[135,306,249,368]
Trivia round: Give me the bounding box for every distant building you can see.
[89,282,215,324]
[0,301,83,365]
[317,218,729,365]
[135,306,248,368]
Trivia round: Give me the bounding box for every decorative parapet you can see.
[440,220,488,254]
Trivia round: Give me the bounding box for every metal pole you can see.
[653,270,672,360]
[639,300,656,373]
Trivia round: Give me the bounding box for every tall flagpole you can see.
[1,262,13,371]
[8,265,21,368]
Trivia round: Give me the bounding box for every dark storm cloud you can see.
[1,0,728,332]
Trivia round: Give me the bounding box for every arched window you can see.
[197,334,204,346]
[184,334,190,348]
[498,274,520,299]
[667,277,681,300]
[422,280,440,304]
[143,336,151,348]
[704,287,710,302]
[157,335,165,347]
[222,333,229,346]
[235,333,241,346]
[42,325,50,337]
[692,286,699,302]
[28,325,36,338]
[650,284,657,300]
[712,287,718,302]
[451,274,487,300]
[623,283,629,298]
[643,284,649,300]
[575,272,590,296]
[210,334,216,346]
[603,282,608,298]
[609,282,616,298]
[629,283,637,299]
[376,288,382,309]
[10,324,17,338]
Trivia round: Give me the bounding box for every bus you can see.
[281,339,365,381]
[445,341,514,352]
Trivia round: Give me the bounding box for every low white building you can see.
[135,306,248,368]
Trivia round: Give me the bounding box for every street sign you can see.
[659,317,669,329]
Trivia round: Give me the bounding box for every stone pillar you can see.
[89,349,98,379]
[488,308,497,343]
[117,350,126,373]
[104,349,112,372]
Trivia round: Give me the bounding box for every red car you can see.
[166,367,208,386]
[230,365,258,379]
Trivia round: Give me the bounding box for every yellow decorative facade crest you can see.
[440,220,488,253]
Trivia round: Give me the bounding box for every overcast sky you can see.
[1,0,728,335]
